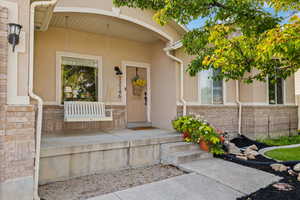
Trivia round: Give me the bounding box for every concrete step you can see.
[161,142,199,155]
[161,149,213,165]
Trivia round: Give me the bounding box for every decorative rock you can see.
[246,154,256,160]
[272,183,294,191]
[270,164,288,172]
[288,169,298,176]
[227,142,241,154]
[236,155,248,160]
[244,149,259,157]
[248,144,258,151]
[293,163,300,172]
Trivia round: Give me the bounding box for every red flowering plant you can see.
[172,116,202,142]
[172,115,225,155]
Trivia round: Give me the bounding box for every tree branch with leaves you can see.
[114,0,300,83]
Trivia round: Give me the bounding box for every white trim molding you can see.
[55,51,103,105]
[53,7,174,43]
[122,61,151,122]
[1,1,29,105]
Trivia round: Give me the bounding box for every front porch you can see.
[40,128,182,184]
[34,11,179,133]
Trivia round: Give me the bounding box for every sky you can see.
[187,7,299,30]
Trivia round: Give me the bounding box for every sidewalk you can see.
[88,159,281,200]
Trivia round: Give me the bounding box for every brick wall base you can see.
[0,105,36,200]
[177,105,298,139]
[42,105,127,134]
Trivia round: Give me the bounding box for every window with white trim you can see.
[198,69,223,104]
[61,56,99,103]
[269,76,284,104]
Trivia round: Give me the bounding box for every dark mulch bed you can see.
[218,135,300,200]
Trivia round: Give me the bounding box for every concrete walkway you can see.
[88,159,281,200]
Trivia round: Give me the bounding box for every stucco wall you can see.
[175,48,198,102]
[174,50,295,105]
[34,27,153,103]
[55,0,184,42]
[175,48,237,104]
[285,75,295,104]
[150,42,177,129]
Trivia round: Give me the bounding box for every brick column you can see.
[0,6,36,200]
[0,5,9,186]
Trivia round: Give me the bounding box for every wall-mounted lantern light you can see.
[7,23,22,52]
[114,66,123,76]
[114,66,123,99]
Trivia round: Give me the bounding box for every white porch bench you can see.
[64,101,113,122]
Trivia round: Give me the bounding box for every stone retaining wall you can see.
[42,105,127,134]
[177,105,298,139]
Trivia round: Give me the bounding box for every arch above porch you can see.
[52,6,175,43]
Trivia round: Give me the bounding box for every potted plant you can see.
[196,124,225,154]
[172,116,225,155]
[172,116,202,142]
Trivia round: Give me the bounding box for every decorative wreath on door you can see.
[131,68,146,96]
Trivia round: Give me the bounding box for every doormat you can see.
[129,127,157,131]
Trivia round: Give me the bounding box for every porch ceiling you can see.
[49,13,165,43]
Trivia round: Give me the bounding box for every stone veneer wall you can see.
[0,6,36,200]
[42,105,127,134]
[177,105,298,139]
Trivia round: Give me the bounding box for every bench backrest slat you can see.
[64,101,107,121]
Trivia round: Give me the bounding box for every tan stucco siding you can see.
[151,42,177,129]
[55,0,184,42]
[175,48,198,102]
[240,81,268,103]
[57,0,114,12]
[175,48,238,104]
[253,81,268,103]
[34,27,153,103]
[226,80,237,104]
[295,71,300,95]
[120,7,182,41]
[285,75,295,104]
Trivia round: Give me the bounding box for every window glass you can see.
[200,70,213,104]
[269,77,284,104]
[213,69,223,104]
[199,69,223,104]
[62,57,98,103]
[269,79,276,104]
